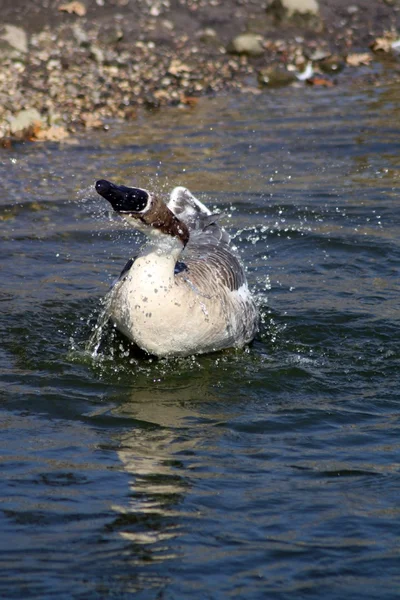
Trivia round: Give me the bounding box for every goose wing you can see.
[168,186,230,245]
[168,187,247,293]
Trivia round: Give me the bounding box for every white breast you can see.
[109,251,257,357]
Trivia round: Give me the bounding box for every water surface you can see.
[1,83,399,599]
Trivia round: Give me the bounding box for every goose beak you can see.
[95,179,149,213]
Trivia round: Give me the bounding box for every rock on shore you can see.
[0,0,399,143]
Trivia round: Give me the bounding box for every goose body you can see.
[95,180,258,357]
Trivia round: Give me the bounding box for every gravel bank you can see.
[1,0,400,143]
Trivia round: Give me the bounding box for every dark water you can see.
[1,82,399,599]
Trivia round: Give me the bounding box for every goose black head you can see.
[95,178,189,246]
[95,179,150,213]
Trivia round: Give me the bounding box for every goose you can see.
[95,179,259,357]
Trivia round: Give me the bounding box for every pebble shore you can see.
[1,0,399,143]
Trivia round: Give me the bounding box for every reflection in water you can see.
[102,383,219,561]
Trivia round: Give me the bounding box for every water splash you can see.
[85,287,117,357]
